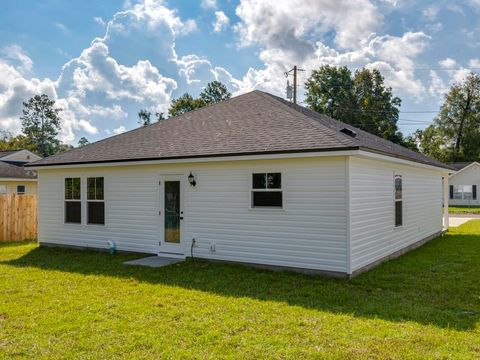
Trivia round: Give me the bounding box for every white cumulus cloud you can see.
[213,11,229,32]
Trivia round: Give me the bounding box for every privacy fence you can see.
[0,194,37,242]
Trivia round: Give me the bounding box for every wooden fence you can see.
[0,194,37,242]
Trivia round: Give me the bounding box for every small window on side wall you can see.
[394,175,402,227]
[87,177,105,225]
[16,185,26,195]
[251,173,282,208]
[65,178,81,224]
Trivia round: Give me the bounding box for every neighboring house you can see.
[448,162,480,206]
[0,150,41,195]
[28,91,453,277]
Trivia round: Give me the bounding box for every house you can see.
[0,149,41,195]
[448,162,480,206]
[27,91,453,277]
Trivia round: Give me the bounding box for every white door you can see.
[159,175,185,256]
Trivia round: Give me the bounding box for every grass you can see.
[1,223,480,359]
[449,206,480,215]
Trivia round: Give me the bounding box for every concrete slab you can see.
[449,217,475,227]
[124,256,184,268]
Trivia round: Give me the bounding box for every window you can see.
[0,185,6,194]
[394,175,402,227]
[251,173,282,208]
[65,178,81,223]
[450,185,477,200]
[16,185,26,195]
[87,177,104,225]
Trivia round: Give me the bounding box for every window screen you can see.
[65,178,81,223]
[394,175,402,227]
[251,173,282,208]
[87,177,105,225]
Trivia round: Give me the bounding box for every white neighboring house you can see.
[448,162,480,206]
[0,150,41,195]
[27,91,453,277]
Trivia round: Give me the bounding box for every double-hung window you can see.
[394,175,403,227]
[87,177,105,225]
[16,185,25,195]
[251,172,283,208]
[65,178,81,223]
[450,185,476,200]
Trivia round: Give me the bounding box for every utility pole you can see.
[285,65,305,104]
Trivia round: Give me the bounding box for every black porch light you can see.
[188,172,196,187]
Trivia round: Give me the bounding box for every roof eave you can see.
[28,147,361,169]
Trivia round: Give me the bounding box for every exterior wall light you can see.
[188,172,197,187]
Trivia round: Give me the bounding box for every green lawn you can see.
[449,206,480,215]
[1,223,480,359]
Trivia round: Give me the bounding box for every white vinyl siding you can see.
[0,181,37,195]
[349,157,443,272]
[449,163,480,206]
[37,157,348,273]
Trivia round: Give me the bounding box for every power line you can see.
[302,67,480,73]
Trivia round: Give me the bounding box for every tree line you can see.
[1,69,478,163]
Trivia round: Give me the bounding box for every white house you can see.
[28,91,452,277]
[0,149,41,195]
[448,162,480,206]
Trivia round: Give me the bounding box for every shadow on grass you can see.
[2,233,480,331]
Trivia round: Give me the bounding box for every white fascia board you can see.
[0,178,37,182]
[28,150,360,170]
[356,150,451,174]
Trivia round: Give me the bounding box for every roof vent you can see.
[340,128,357,138]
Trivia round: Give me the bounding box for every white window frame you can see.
[87,177,105,226]
[394,174,403,228]
[0,185,6,194]
[250,172,284,209]
[64,177,82,224]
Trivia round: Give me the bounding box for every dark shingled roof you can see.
[29,91,452,170]
[448,162,476,171]
[0,161,37,179]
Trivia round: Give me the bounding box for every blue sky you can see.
[0,0,479,144]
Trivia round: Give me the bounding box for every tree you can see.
[168,93,206,117]
[412,73,480,162]
[20,94,62,157]
[305,65,356,121]
[352,69,402,142]
[304,66,403,143]
[0,131,38,153]
[138,109,166,126]
[155,112,165,121]
[78,137,90,147]
[200,81,232,104]
[138,109,152,126]
[168,81,231,117]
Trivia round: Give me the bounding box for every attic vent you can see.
[340,128,357,138]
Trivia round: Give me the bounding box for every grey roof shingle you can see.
[28,90,452,170]
[0,150,20,159]
[448,162,475,171]
[0,161,37,179]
